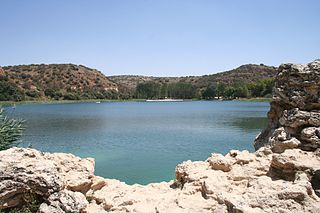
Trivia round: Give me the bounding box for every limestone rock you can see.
[301,127,320,149]
[270,149,320,181]
[39,189,88,213]
[279,109,320,128]
[255,60,320,151]
[207,153,232,172]
[266,127,301,153]
[0,147,94,209]
[0,147,319,212]
[83,201,106,213]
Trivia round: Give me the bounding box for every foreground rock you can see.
[0,147,319,212]
[0,148,94,211]
[0,60,319,212]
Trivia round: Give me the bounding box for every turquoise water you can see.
[10,101,269,184]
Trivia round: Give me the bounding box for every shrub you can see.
[0,108,25,150]
[0,80,24,101]
[44,88,56,97]
[25,90,40,98]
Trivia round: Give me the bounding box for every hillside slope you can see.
[110,64,277,98]
[0,64,118,101]
[0,63,277,101]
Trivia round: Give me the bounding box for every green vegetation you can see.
[0,192,42,213]
[237,97,272,102]
[201,78,274,100]
[0,63,277,102]
[136,82,196,99]
[112,64,277,100]
[0,76,24,101]
[134,78,274,100]
[1,64,120,102]
[0,108,25,150]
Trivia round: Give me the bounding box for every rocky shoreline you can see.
[0,60,319,212]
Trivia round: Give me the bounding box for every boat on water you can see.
[96,101,101,104]
[146,98,183,102]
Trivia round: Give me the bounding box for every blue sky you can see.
[0,0,319,76]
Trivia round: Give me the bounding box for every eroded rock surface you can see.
[0,147,319,213]
[254,59,320,151]
[0,147,94,210]
[0,60,319,212]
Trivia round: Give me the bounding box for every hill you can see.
[0,64,118,101]
[110,64,277,99]
[0,63,277,101]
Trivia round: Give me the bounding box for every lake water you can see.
[10,101,269,185]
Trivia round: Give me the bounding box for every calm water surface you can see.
[11,101,269,184]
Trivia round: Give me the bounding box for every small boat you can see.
[146,99,183,102]
[96,101,101,104]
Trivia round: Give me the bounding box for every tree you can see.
[234,85,249,98]
[167,82,195,99]
[225,86,235,98]
[136,82,161,99]
[216,83,226,97]
[160,84,168,98]
[0,78,24,101]
[202,84,217,99]
[0,108,25,150]
[44,88,56,98]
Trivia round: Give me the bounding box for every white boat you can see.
[96,101,101,104]
[146,99,183,102]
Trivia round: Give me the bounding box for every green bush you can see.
[0,108,25,150]
[25,90,40,98]
[0,80,24,101]
[63,92,81,100]
[44,88,56,97]
[0,192,43,213]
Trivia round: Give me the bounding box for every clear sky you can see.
[0,0,319,76]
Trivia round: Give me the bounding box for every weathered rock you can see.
[255,60,320,151]
[0,147,319,212]
[83,200,106,213]
[268,127,301,153]
[207,153,232,172]
[311,169,320,197]
[270,149,320,181]
[0,147,94,209]
[301,127,320,149]
[279,109,320,128]
[39,189,88,213]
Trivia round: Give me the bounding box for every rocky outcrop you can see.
[1,147,319,212]
[0,60,319,212]
[0,148,94,211]
[254,59,320,151]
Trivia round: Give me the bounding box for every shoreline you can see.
[0,98,271,107]
[0,97,271,106]
[237,97,272,102]
[0,99,146,106]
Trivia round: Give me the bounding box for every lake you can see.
[10,101,269,185]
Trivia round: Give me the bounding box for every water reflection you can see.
[230,117,268,132]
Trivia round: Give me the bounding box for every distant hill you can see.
[109,64,277,98]
[0,63,277,101]
[0,64,118,101]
